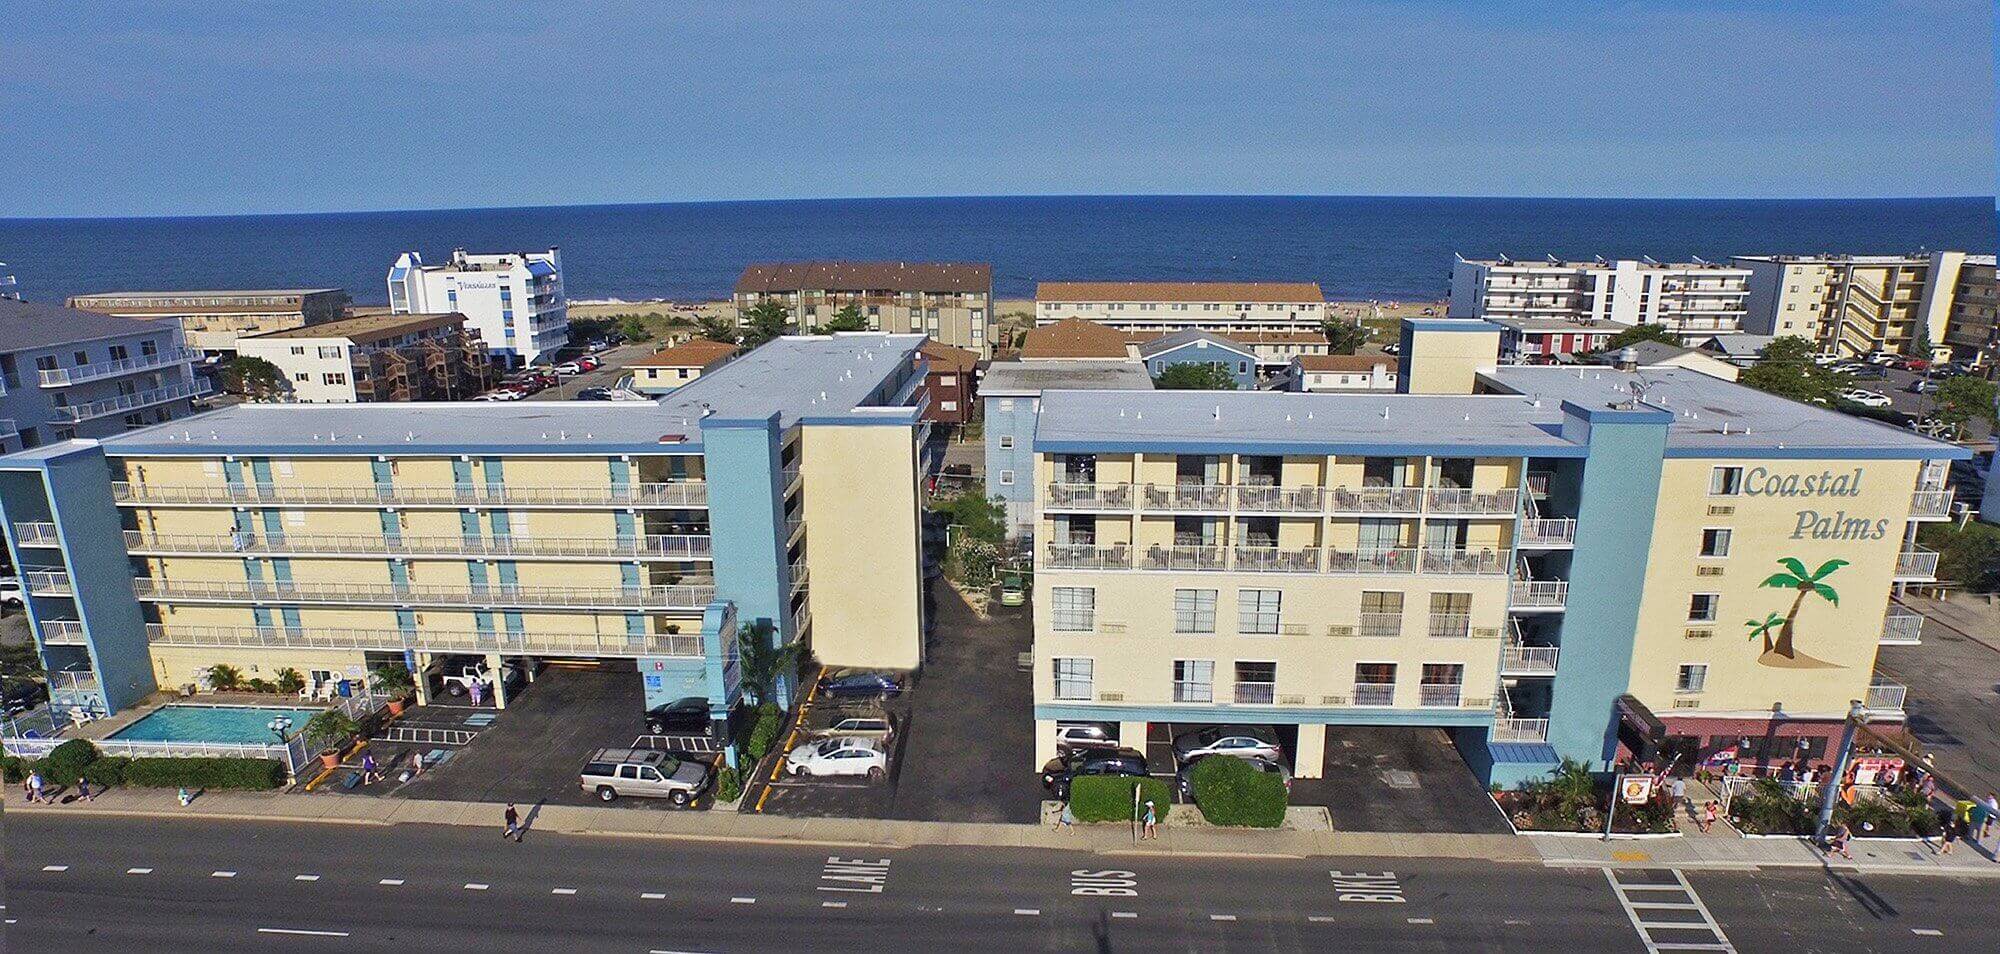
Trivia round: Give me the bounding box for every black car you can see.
[1040,747,1148,799]
[817,672,904,698]
[645,696,711,735]
[576,386,614,401]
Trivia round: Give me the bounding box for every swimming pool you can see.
[107,704,324,744]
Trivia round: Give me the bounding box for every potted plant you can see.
[304,710,359,770]
[369,665,416,716]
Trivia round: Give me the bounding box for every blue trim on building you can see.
[1402,318,1503,333]
[1032,439,1589,458]
[1033,703,1495,727]
[1557,400,1673,424]
[701,413,793,697]
[1662,446,1972,461]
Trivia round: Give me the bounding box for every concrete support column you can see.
[1294,723,1327,779]
[485,653,506,710]
[523,656,536,682]
[412,652,432,707]
[1119,720,1149,751]
[1034,719,1059,770]
[715,717,737,769]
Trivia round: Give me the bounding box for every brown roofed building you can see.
[628,338,741,395]
[1035,281,1327,336]
[917,339,980,426]
[68,288,350,356]
[234,311,492,403]
[1020,317,1137,361]
[734,261,993,356]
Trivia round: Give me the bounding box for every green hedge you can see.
[745,703,783,763]
[1068,775,1172,823]
[123,757,286,790]
[38,738,101,785]
[1,754,26,784]
[82,756,131,788]
[1188,756,1288,828]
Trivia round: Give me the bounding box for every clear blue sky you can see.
[3,0,1992,217]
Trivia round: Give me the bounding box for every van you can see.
[579,747,711,806]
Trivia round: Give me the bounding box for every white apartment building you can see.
[1449,256,1751,341]
[1734,252,1967,358]
[387,248,568,367]
[1037,282,1327,336]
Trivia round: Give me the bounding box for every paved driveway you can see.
[1878,595,2000,797]
[1294,726,1512,833]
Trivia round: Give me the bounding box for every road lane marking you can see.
[730,897,756,904]
[257,928,350,937]
[380,879,404,886]
[1308,916,1337,923]
[1407,917,1434,924]
[822,901,847,909]
[1111,912,1137,919]
[212,871,236,878]
[464,883,489,890]
[1913,928,1943,936]
[641,892,667,900]
[1210,914,1237,921]
[552,887,577,895]
[1014,908,1040,916]
[294,874,320,882]
[41,865,68,872]
[126,868,152,875]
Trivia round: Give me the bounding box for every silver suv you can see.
[579,747,711,806]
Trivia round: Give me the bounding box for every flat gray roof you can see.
[0,297,178,354]
[982,360,1155,396]
[94,333,926,457]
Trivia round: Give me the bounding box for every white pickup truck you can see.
[435,661,527,697]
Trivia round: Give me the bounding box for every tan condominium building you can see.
[1449,256,1751,341]
[1940,255,1998,371]
[234,311,494,403]
[1036,282,1327,336]
[68,289,350,357]
[1733,252,1975,358]
[734,261,993,356]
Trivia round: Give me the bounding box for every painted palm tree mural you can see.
[1749,557,1847,668]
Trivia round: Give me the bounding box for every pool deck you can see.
[70,692,333,742]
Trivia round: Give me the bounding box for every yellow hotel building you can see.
[1029,320,1961,784]
[0,334,932,762]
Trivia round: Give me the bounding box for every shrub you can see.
[1068,775,1172,823]
[746,704,783,763]
[38,738,100,785]
[1,754,27,783]
[1189,756,1288,828]
[1728,778,1815,834]
[205,663,244,691]
[82,756,131,787]
[275,668,306,694]
[303,710,358,752]
[369,665,415,698]
[244,677,275,693]
[123,757,285,790]
[714,765,743,802]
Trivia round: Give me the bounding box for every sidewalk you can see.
[1527,830,2000,879]
[5,787,1530,861]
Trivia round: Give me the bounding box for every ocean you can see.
[1,195,1992,307]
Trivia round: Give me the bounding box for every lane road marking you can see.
[41,865,68,872]
[212,871,236,878]
[380,879,405,886]
[257,928,350,937]
[464,883,489,891]
[730,897,756,905]
[1913,928,1944,936]
[294,874,320,882]
[641,892,667,900]
[126,868,153,875]
[552,888,577,895]
[1014,908,1040,916]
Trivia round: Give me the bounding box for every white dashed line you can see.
[1913,928,1944,936]
[730,897,756,905]
[1014,908,1040,916]
[1307,916,1337,923]
[257,928,350,937]
[126,868,153,875]
[640,892,667,900]
[379,879,404,886]
[294,874,320,882]
[1210,914,1237,922]
[1408,917,1434,925]
[464,883,489,891]
[552,887,577,895]
[1111,911,1137,919]
[212,871,236,878]
[41,865,68,872]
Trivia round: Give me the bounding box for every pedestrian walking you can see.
[469,679,483,707]
[503,802,521,841]
[1979,792,1999,842]
[1826,821,1853,860]
[360,752,379,785]
[177,786,193,807]
[1142,800,1158,840]
[1670,777,1689,819]
[1053,799,1075,831]
[75,776,92,803]
[27,769,46,805]
[1938,806,1959,855]
[1699,800,1719,834]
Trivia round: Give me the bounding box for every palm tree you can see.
[735,620,799,706]
[1743,613,1784,655]
[1758,557,1846,659]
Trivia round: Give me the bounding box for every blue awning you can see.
[526,261,556,277]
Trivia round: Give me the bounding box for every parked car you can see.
[1040,747,1149,799]
[997,570,1026,606]
[577,356,602,372]
[785,736,888,780]
[434,660,524,697]
[1171,725,1283,764]
[1907,379,1941,394]
[816,715,895,741]
[473,389,524,401]
[1175,754,1292,802]
[576,386,614,401]
[554,361,586,376]
[579,747,711,805]
[1,576,22,609]
[645,696,712,735]
[1865,351,1900,366]
[1054,723,1120,751]
[1848,365,1888,380]
[817,671,904,698]
[1837,388,1893,408]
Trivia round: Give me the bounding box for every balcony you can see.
[1138,544,1225,571]
[1492,718,1550,743]
[1880,607,1924,646]
[1326,546,1418,574]
[1909,489,1955,520]
[1427,613,1472,639]
[1516,518,1576,548]
[39,619,87,645]
[1045,482,1134,510]
[25,570,72,596]
[1352,683,1396,706]
[110,480,709,509]
[1233,485,1324,513]
[1043,544,1130,570]
[55,379,208,422]
[11,521,58,546]
[1231,546,1320,573]
[0,418,17,440]
[1424,488,1519,516]
[1420,548,1507,576]
[1140,483,1230,512]
[145,623,703,658]
[789,561,808,592]
[129,578,715,610]
[1233,683,1276,705]
[1863,679,1907,717]
[1326,486,1424,514]
[1895,547,1940,581]
[37,348,191,387]
[1510,580,1569,610]
[1501,644,1560,675]
[1418,685,1464,707]
[122,530,714,561]
[1356,612,1402,638]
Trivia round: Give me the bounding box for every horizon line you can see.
[4,192,1993,223]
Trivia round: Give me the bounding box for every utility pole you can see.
[1815,700,1868,844]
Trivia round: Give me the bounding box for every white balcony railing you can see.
[1233,683,1277,705]
[1233,485,1324,513]
[1420,548,1507,576]
[111,480,709,509]
[1139,544,1226,571]
[1356,612,1403,638]
[1493,718,1550,743]
[10,521,58,546]
[1352,683,1396,706]
[1895,547,1940,581]
[39,619,87,645]
[1326,547,1419,574]
[122,530,713,561]
[1501,644,1560,674]
[1326,486,1425,514]
[1516,518,1577,547]
[1231,546,1320,573]
[1140,483,1230,512]
[1880,607,1924,645]
[1864,680,1907,716]
[55,379,208,422]
[1908,490,1955,519]
[37,348,191,387]
[1043,544,1131,570]
[1045,482,1134,510]
[145,623,703,658]
[1419,684,1464,707]
[25,570,72,596]
[1427,613,1472,639]
[1510,580,1569,609]
[129,578,714,610]
[1424,488,1519,515]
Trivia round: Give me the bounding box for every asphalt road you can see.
[8,814,1996,952]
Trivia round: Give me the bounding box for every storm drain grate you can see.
[1383,770,1420,789]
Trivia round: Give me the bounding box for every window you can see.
[1427,592,1472,638]
[1676,664,1708,693]
[1052,658,1093,700]
[290,346,306,356]
[1419,663,1464,707]
[997,470,1014,486]
[1709,466,1743,496]
[73,350,88,366]
[140,340,158,356]
[998,435,1015,449]
[1173,660,1214,702]
[1174,588,1217,633]
[1233,661,1276,704]
[1237,361,1248,374]
[998,399,1015,412]
[1688,593,1719,622]
[1237,589,1281,634]
[1699,528,1732,558]
[294,372,309,382]
[940,401,957,412]
[1050,587,1095,631]
[321,372,347,385]
[1360,591,1403,637]
[938,375,957,387]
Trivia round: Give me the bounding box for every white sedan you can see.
[785,737,887,780]
[1838,388,1893,408]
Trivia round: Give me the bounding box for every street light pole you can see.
[1815,700,1868,844]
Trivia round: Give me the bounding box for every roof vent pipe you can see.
[1614,347,1639,372]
